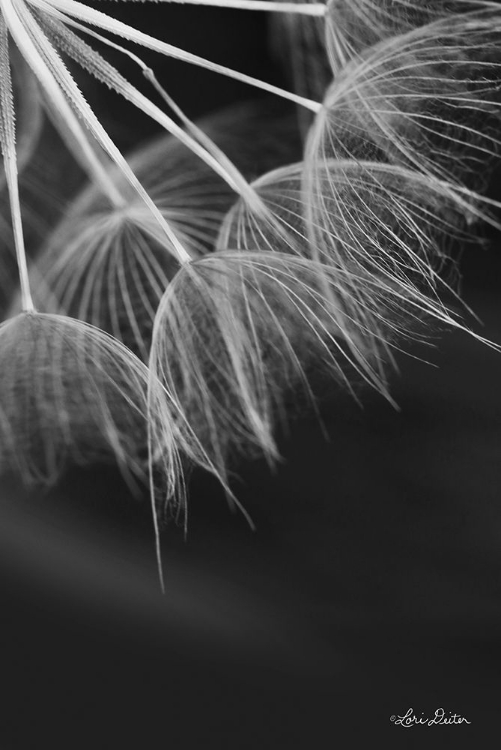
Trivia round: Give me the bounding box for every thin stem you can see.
[7,0,192,265]
[143,69,267,212]
[44,11,267,212]
[34,0,323,112]
[114,0,327,15]
[43,99,127,210]
[147,395,165,595]
[150,484,166,595]
[43,12,269,213]
[4,155,34,312]
[1,0,125,209]
[0,13,34,311]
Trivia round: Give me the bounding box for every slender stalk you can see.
[147,394,166,595]
[44,101,127,210]
[1,0,126,210]
[144,68,256,196]
[34,0,323,112]
[143,69,268,212]
[5,0,192,265]
[0,12,34,311]
[4,155,34,312]
[45,13,269,213]
[115,0,327,15]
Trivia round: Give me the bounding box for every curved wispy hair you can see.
[323,0,497,74]
[217,159,486,380]
[0,311,158,487]
[306,10,501,194]
[217,162,391,385]
[148,248,396,488]
[269,1,498,107]
[27,140,232,361]
[26,101,301,360]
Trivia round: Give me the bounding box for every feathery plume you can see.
[270,2,501,131]
[0,311,155,486]
[323,0,496,74]
[305,11,501,190]
[217,159,484,382]
[27,101,301,360]
[26,154,227,361]
[148,249,383,488]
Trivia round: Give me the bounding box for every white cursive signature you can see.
[390,708,471,727]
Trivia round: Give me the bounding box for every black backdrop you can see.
[2,4,501,747]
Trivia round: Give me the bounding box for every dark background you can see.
[2,4,501,747]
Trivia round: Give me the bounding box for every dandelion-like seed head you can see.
[2,0,501,592]
[0,310,153,485]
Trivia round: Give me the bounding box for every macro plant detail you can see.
[2,0,501,586]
